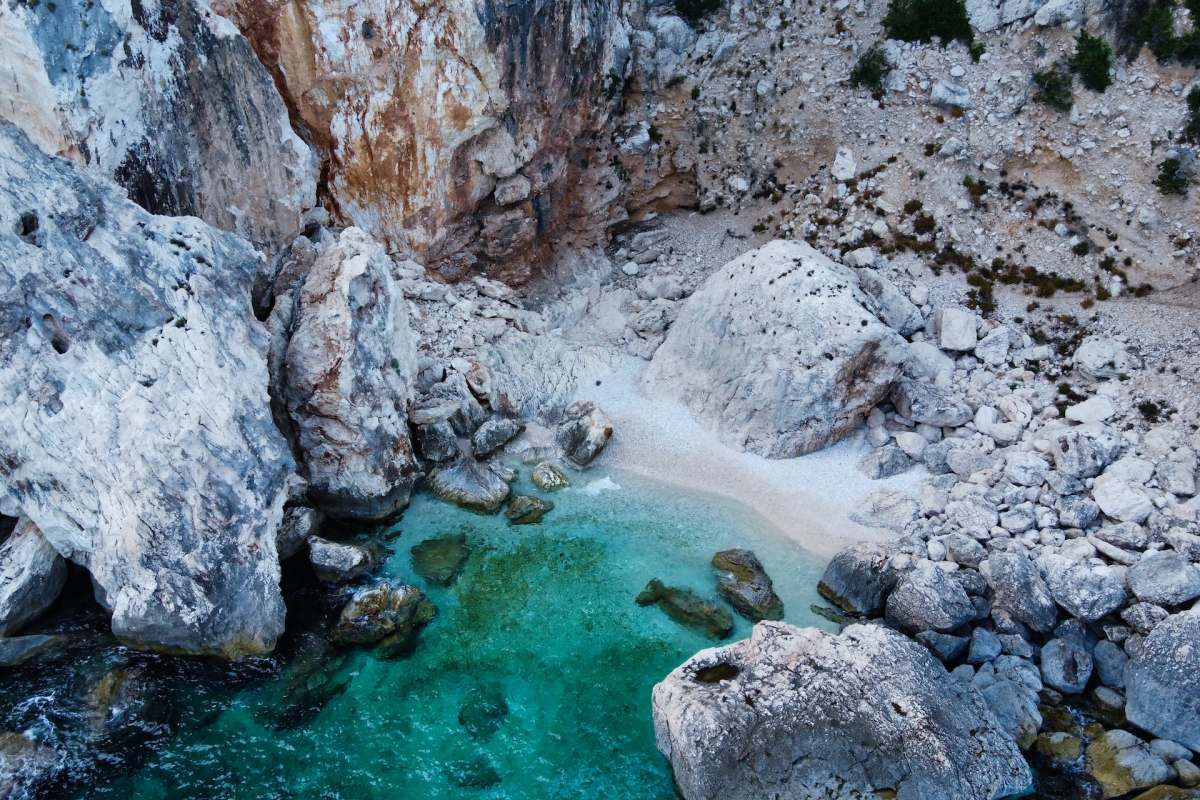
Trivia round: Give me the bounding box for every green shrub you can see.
[882,0,973,45]
[1071,32,1113,91]
[970,42,985,62]
[1185,86,1200,143]
[850,45,892,89]
[1155,158,1190,194]
[1033,67,1074,111]
[675,0,721,26]
[1131,3,1179,57]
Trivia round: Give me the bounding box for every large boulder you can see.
[885,562,977,634]
[711,549,784,622]
[652,622,1032,800]
[0,519,66,635]
[817,543,899,616]
[1125,612,1200,750]
[0,0,316,247]
[426,460,512,513]
[644,241,908,458]
[1039,554,1128,623]
[981,552,1057,633]
[555,401,613,467]
[283,227,421,521]
[332,582,436,650]
[1128,552,1200,607]
[0,123,293,657]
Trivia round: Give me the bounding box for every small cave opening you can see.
[693,662,739,684]
[42,313,70,354]
[16,210,41,245]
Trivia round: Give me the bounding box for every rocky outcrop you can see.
[332,582,436,651]
[0,0,316,247]
[556,401,613,467]
[213,0,634,281]
[711,549,784,621]
[282,228,421,521]
[0,519,66,635]
[427,460,512,513]
[652,622,1032,800]
[0,123,293,657]
[644,240,908,458]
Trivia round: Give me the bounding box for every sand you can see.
[583,356,923,560]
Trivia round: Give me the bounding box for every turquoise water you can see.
[83,470,829,799]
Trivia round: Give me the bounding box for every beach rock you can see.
[891,379,973,427]
[1074,337,1142,381]
[555,401,613,467]
[0,0,316,248]
[1128,552,1200,607]
[427,460,512,513]
[972,655,1044,748]
[644,240,907,458]
[332,583,436,648]
[0,520,66,636]
[636,579,734,639]
[1125,612,1200,750]
[0,123,292,657]
[1040,638,1094,694]
[1094,640,1128,688]
[410,534,471,587]
[918,631,970,662]
[982,552,1058,633]
[505,495,554,524]
[817,543,900,616]
[857,445,914,479]
[530,461,571,491]
[1057,494,1102,529]
[414,421,462,464]
[968,627,1003,664]
[283,227,420,521]
[1006,451,1051,487]
[1052,425,1124,479]
[711,549,784,621]
[652,622,1032,800]
[471,418,525,459]
[1039,555,1127,622]
[308,538,377,585]
[886,563,976,634]
[1122,602,1170,635]
[944,532,987,568]
[1087,730,1177,799]
[1094,474,1154,524]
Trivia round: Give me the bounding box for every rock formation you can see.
[0,123,293,657]
[644,240,908,458]
[0,519,66,635]
[652,621,1032,800]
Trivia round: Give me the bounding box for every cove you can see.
[77,470,830,799]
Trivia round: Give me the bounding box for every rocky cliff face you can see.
[0,122,294,657]
[213,0,635,282]
[0,0,317,248]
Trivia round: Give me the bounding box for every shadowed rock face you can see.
[652,622,1032,800]
[0,0,317,248]
[0,122,294,657]
[213,0,634,282]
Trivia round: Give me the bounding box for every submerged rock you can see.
[644,240,907,458]
[283,228,421,521]
[531,461,571,491]
[332,583,436,652]
[0,634,71,668]
[0,520,66,636]
[410,534,471,587]
[1087,729,1177,799]
[427,460,512,513]
[0,122,293,657]
[636,579,733,639]
[307,538,379,585]
[458,685,509,740]
[445,755,501,790]
[652,622,1032,800]
[505,495,554,525]
[556,401,613,467]
[710,549,783,621]
[0,731,58,799]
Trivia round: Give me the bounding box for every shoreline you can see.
[581,356,924,560]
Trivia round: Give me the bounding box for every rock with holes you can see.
[282,227,421,521]
[652,622,1032,800]
[0,519,66,635]
[644,240,908,458]
[0,123,294,657]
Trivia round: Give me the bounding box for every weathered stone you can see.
[0,634,70,667]
[276,506,322,562]
[982,552,1058,633]
[308,538,377,585]
[652,622,1032,800]
[917,630,970,662]
[530,461,570,491]
[1128,552,1200,607]
[886,563,976,634]
[555,401,613,467]
[1087,729,1177,799]
[427,460,512,513]
[1040,638,1093,694]
[1125,612,1200,750]
[1005,451,1051,487]
[471,418,525,459]
[891,379,973,427]
[711,549,784,621]
[505,495,554,524]
[817,543,899,616]
[972,655,1044,749]
[1094,640,1128,689]
[644,241,907,458]
[1052,424,1124,479]
[332,583,436,649]
[1039,554,1127,623]
[1074,337,1142,381]
[410,534,470,587]
[636,579,733,639]
[857,445,914,479]
[968,627,1003,664]
[1094,474,1154,524]
[0,520,66,636]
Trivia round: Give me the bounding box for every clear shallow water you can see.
[76,470,828,799]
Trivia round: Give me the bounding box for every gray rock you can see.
[505,494,554,524]
[1074,336,1141,380]
[931,80,973,110]
[308,538,377,585]
[973,655,1044,748]
[1093,474,1154,524]
[644,241,907,458]
[0,634,70,667]
[556,401,613,467]
[652,622,1031,800]
[530,461,570,491]
[969,627,1003,664]
[1057,494,1102,529]
[982,552,1058,633]
[427,460,512,513]
[857,269,924,335]
[1125,612,1200,750]
[918,630,970,662]
[276,506,322,561]
[414,421,461,463]
[1095,522,1150,552]
[0,123,292,657]
[0,520,66,636]
[1157,460,1197,497]
[1039,554,1127,622]
[1093,640,1128,688]
[283,228,420,521]
[891,379,973,427]
[1040,638,1093,694]
[711,549,784,622]
[332,582,436,649]
[817,543,899,616]
[1052,424,1124,479]
[857,445,914,479]
[945,533,988,568]
[412,373,487,436]
[1128,551,1200,607]
[1122,602,1170,634]
[886,563,976,634]
[1085,729,1176,798]
[471,418,525,459]
[1005,451,1051,487]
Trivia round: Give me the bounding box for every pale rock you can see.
[1074,336,1142,380]
[832,147,857,181]
[1127,551,1200,606]
[0,520,67,636]
[1066,396,1116,424]
[935,307,979,351]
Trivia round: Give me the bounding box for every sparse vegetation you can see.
[882,0,973,45]
[850,45,892,90]
[970,42,985,62]
[1122,0,1200,64]
[1155,157,1190,195]
[1184,86,1200,143]
[1070,32,1113,92]
[1033,66,1073,112]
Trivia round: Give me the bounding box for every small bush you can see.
[882,0,973,45]
[1033,67,1073,112]
[970,42,985,62]
[850,45,892,90]
[675,0,721,26]
[1184,86,1200,143]
[1071,32,1113,91]
[1155,158,1190,194]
